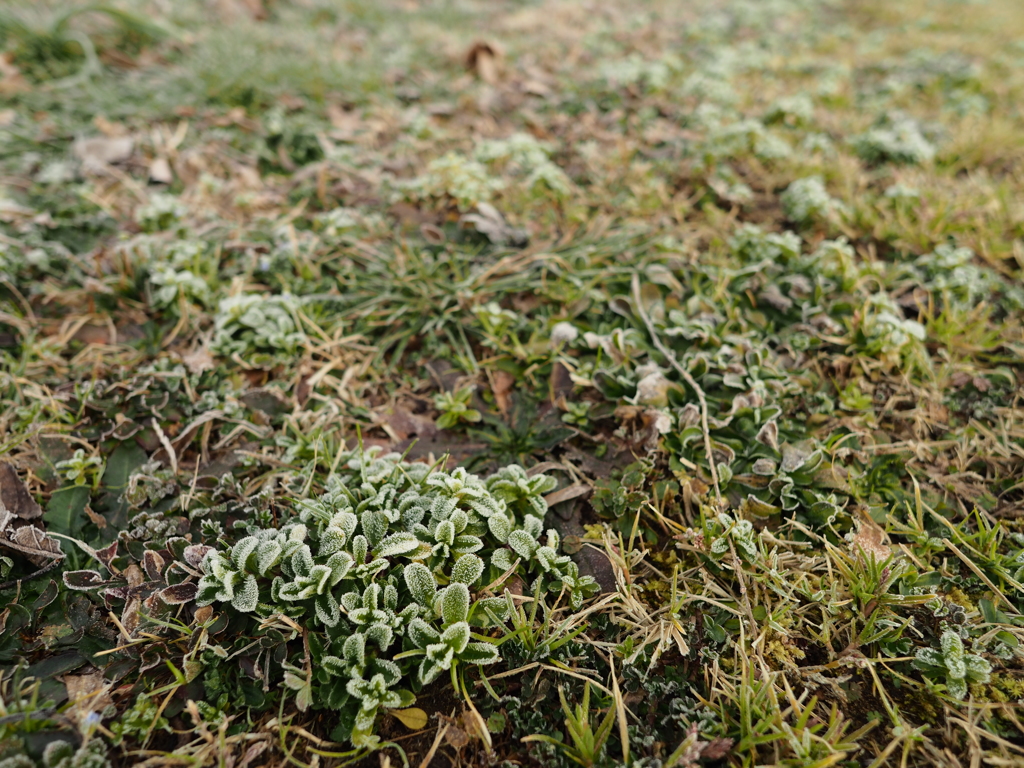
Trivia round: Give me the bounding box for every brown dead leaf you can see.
[465,41,503,84]
[543,483,592,507]
[121,597,141,637]
[0,462,42,520]
[239,742,269,768]
[383,405,438,442]
[182,346,216,374]
[124,563,145,589]
[461,203,528,248]
[849,511,891,562]
[443,722,469,749]
[5,525,64,566]
[63,671,113,719]
[149,157,174,185]
[73,136,134,173]
[0,54,29,96]
[490,369,516,415]
[93,115,128,137]
[460,709,489,743]
[194,605,214,625]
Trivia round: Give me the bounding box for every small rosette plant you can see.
[194,449,598,747]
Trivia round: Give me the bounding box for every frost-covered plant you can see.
[601,54,673,91]
[705,512,759,562]
[764,93,814,125]
[781,176,845,225]
[696,118,792,164]
[474,133,572,199]
[149,266,210,309]
[40,741,110,768]
[915,630,992,699]
[434,387,482,430]
[135,193,188,232]
[55,449,103,488]
[682,72,739,105]
[195,449,597,747]
[914,243,1022,308]
[0,740,111,768]
[852,117,936,165]
[210,293,305,360]
[855,293,926,357]
[398,152,504,211]
[729,223,802,265]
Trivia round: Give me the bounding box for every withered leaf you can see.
[0,462,42,520]
[73,136,134,172]
[849,512,891,562]
[4,525,64,566]
[543,484,592,507]
[465,41,502,84]
[64,570,108,590]
[158,582,198,605]
[143,549,166,581]
[64,671,113,718]
[184,544,212,569]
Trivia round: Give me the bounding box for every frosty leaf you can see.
[341,591,361,612]
[477,596,511,622]
[451,554,485,585]
[159,583,198,605]
[914,647,945,669]
[441,621,470,653]
[419,644,455,684]
[315,592,341,627]
[488,514,512,543]
[408,617,440,648]
[963,654,992,682]
[492,548,516,572]
[351,535,368,564]
[344,632,366,668]
[231,536,259,571]
[325,551,354,585]
[435,520,456,546]
[452,535,484,555]
[946,677,967,699]
[63,570,106,590]
[364,623,395,651]
[461,641,500,665]
[361,510,388,547]
[317,527,347,557]
[291,545,314,576]
[535,546,559,571]
[404,562,437,606]
[257,539,284,574]
[322,655,348,677]
[375,531,419,558]
[507,530,538,559]
[941,631,966,679]
[442,583,470,625]
[231,574,259,613]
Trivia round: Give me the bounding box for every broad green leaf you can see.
[44,485,89,537]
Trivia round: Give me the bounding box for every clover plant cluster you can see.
[194,449,598,747]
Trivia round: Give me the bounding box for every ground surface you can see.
[1,0,1024,766]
